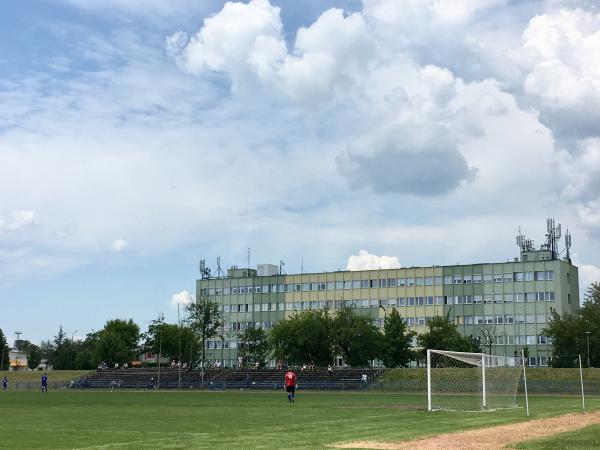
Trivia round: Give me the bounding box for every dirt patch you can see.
[333,410,600,449]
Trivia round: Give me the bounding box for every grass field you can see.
[0,390,598,449]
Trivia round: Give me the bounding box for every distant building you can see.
[8,349,28,371]
[198,221,578,367]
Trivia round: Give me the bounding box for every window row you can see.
[203,270,555,296]
[464,314,550,325]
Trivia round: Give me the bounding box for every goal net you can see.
[427,349,523,412]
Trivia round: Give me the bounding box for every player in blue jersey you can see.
[2,376,7,391]
[41,373,48,393]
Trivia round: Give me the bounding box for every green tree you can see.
[186,294,223,369]
[142,320,198,363]
[0,329,9,370]
[331,307,382,367]
[95,319,140,366]
[544,282,600,367]
[52,326,73,370]
[26,343,42,370]
[417,315,481,361]
[270,310,333,366]
[381,309,415,368]
[238,327,270,368]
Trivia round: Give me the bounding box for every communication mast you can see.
[199,259,211,279]
[279,260,286,275]
[516,227,534,252]
[541,218,561,260]
[565,229,572,264]
[214,256,225,278]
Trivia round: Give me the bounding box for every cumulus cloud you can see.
[337,124,476,196]
[511,8,600,142]
[347,250,401,271]
[171,290,193,308]
[0,210,36,231]
[110,239,128,252]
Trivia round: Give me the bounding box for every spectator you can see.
[328,365,333,375]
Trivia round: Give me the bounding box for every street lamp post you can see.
[71,330,78,369]
[586,331,591,368]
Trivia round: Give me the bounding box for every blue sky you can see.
[2,0,600,345]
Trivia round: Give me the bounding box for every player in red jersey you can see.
[284,369,297,403]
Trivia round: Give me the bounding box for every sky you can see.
[1,0,600,345]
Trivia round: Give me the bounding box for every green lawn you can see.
[0,390,597,449]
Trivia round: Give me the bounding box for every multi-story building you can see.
[198,230,579,367]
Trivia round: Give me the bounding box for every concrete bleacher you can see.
[79,367,383,391]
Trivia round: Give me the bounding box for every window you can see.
[370,299,378,308]
[310,301,319,310]
[515,335,526,345]
[463,275,472,284]
[546,291,555,301]
[504,273,512,282]
[504,315,514,324]
[493,274,503,283]
[465,316,473,325]
[473,274,482,284]
[435,296,444,305]
[295,284,302,292]
[434,276,443,285]
[494,294,503,303]
[524,272,533,281]
[454,296,464,304]
[416,297,424,306]
[525,314,535,324]
[379,279,388,288]
[361,280,369,289]
[535,271,546,281]
[232,287,239,295]
[535,292,545,302]
[335,281,343,290]
[444,276,453,285]
[253,304,260,312]
[546,270,554,281]
[388,298,397,307]
[397,278,406,287]
[453,276,463,284]
[514,272,523,282]
[474,316,483,324]
[537,335,548,344]
[326,282,334,290]
[388,278,397,287]
[223,305,231,313]
[223,287,231,295]
[398,297,405,306]
[407,277,415,286]
[495,315,504,324]
[515,314,525,323]
[526,335,536,345]
[351,280,360,289]
[319,282,326,291]
[505,335,515,345]
[379,299,389,307]
[525,292,534,302]
[474,295,483,304]
[536,314,546,323]
[515,292,524,302]
[504,293,513,303]
[483,274,493,283]
[344,281,352,289]
[464,295,473,304]
[407,297,415,306]
[484,295,493,304]
[416,277,424,286]
[426,296,434,305]
[425,277,433,286]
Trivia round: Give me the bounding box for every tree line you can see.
[1,297,484,370]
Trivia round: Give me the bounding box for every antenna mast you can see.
[215,256,225,278]
[565,229,572,264]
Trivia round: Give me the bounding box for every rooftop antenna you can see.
[543,218,561,260]
[516,226,534,252]
[215,256,225,278]
[301,258,304,274]
[565,229,572,264]
[199,259,211,279]
[247,248,251,269]
[279,260,286,275]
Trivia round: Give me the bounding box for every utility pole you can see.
[157,313,164,389]
[586,331,591,368]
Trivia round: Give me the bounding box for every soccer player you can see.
[2,376,7,391]
[284,369,297,403]
[41,373,48,393]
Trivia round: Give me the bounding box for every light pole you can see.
[71,330,78,369]
[586,331,591,368]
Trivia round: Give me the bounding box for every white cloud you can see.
[0,210,36,231]
[170,290,193,308]
[110,239,128,252]
[347,250,401,271]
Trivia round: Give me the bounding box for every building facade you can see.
[198,249,578,368]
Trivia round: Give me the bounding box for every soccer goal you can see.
[427,349,526,412]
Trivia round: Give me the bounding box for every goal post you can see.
[427,349,524,412]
